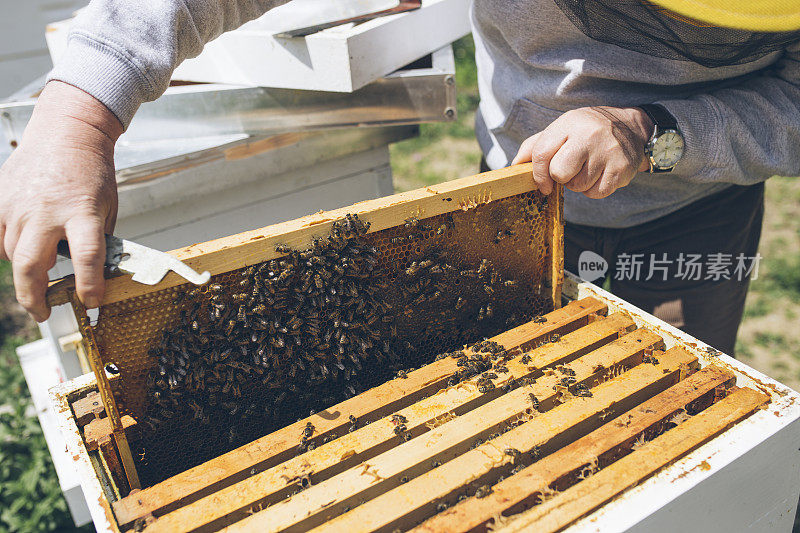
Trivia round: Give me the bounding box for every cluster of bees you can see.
[443,339,521,390]
[136,203,546,484]
[140,214,400,479]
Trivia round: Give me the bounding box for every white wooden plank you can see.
[50,374,120,533]
[119,147,393,250]
[143,0,469,90]
[44,0,469,91]
[114,127,411,220]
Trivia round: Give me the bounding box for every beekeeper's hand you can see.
[512,106,653,198]
[0,81,121,322]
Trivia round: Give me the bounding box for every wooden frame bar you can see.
[71,295,140,491]
[72,391,105,426]
[226,347,699,532]
[411,364,736,533]
[114,297,606,527]
[145,312,641,532]
[499,387,769,533]
[47,163,547,308]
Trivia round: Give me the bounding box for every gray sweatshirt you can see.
[49,0,800,228]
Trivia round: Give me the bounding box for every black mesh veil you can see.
[554,0,800,68]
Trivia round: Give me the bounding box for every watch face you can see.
[651,129,685,168]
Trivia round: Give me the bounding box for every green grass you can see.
[0,261,91,533]
[390,37,483,191]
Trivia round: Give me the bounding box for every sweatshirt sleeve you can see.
[48,0,290,128]
[656,41,800,185]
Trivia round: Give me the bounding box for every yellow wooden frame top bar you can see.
[47,163,558,308]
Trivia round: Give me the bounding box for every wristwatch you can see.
[639,103,685,173]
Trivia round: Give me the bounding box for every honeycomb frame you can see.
[57,164,564,489]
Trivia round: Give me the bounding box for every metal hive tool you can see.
[48,164,564,492]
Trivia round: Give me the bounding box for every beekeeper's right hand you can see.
[0,80,121,322]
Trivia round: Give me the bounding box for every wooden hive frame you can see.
[50,273,800,533]
[45,163,563,498]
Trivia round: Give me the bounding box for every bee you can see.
[275,244,292,254]
[404,217,419,229]
[436,224,449,235]
[503,280,518,288]
[504,448,522,462]
[528,393,540,409]
[478,307,486,321]
[558,366,576,376]
[303,422,315,438]
[485,304,494,318]
[396,370,408,379]
[532,316,547,324]
[431,461,442,468]
[455,297,466,310]
[436,502,448,512]
[209,283,223,293]
[475,485,493,499]
[405,262,420,276]
[705,347,721,357]
[391,413,408,425]
[643,355,660,365]
[459,270,478,278]
[483,284,494,295]
[297,474,312,490]
[393,424,408,436]
[531,445,541,461]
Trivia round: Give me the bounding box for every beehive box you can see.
[48,165,800,532]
